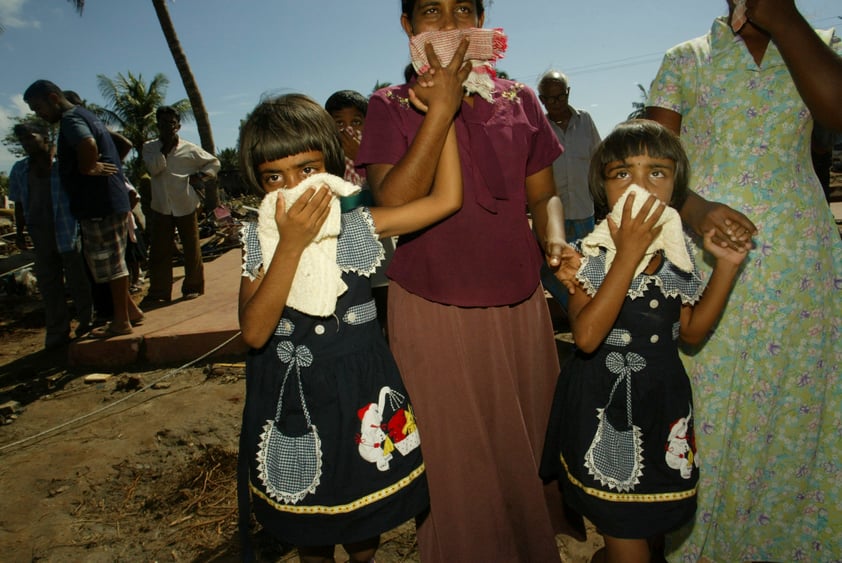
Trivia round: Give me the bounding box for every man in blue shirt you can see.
[24,80,144,338]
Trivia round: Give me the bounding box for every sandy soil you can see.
[0,288,601,562]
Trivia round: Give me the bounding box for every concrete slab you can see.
[65,248,571,369]
[68,249,247,368]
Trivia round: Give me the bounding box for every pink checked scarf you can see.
[409,27,507,103]
[731,0,747,32]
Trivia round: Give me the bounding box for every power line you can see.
[0,331,243,454]
[559,53,666,76]
[512,53,665,90]
[513,13,841,85]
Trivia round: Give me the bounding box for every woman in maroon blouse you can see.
[355,1,578,561]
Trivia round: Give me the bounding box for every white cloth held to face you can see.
[257,173,361,317]
[580,184,692,278]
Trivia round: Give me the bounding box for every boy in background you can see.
[325,89,394,334]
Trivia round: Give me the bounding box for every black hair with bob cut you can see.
[238,93,345,195]
[400,0,485,18]
[588,119,690,221]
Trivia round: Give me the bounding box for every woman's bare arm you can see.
[369,124,462,238]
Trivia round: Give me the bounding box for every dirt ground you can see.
[0,285,601,562]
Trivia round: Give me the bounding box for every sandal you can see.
[89,322,134,339]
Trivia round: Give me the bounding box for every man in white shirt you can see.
[142,106,219,303]
[538,70,601,308]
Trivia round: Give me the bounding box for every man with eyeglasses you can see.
[537,70,601,309]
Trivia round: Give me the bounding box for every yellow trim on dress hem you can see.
[560,454,696,503]
[250,463,425,514]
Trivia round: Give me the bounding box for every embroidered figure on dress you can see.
[357,386,419,470]
[501,82,524,103]
[387,404,421,456]
[664,406,697,480]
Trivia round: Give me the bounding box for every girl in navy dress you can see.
[541,120,748,563]
[237,94,462,563]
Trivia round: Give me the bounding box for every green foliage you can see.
[95,71,190,182]
[0,172,9,202]
[1,115,56,159]
[217,147,239,171]
[216,147,250,197]
[372,80,392,93]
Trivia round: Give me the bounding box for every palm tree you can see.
[95,71,190,179]
[628,83,649,120]
[372,81,392,93]
[216,147,238,171]
[151,0,215,154]
[66,1,216,155]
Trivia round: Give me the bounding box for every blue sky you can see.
[1,0,839,173]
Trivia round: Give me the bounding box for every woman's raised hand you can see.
[697,200,755,251]
[740,0,800,37]
[409,38,472,114]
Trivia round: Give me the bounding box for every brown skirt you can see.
[388,282,578,562]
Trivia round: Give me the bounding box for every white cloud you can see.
[10,93,28,115]
[0,93,31,172]
[0,0,40,29]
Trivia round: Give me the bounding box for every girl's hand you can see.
[275,186,332,251]
[703,228,749,266]
[609,192,665,261]
[409,38,472,115]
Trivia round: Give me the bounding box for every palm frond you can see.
[67,0,85,15]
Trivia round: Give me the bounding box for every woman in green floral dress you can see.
[646,1,842,561]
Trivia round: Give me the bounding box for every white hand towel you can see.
[580,184,692,278]
[257,173,360,316]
